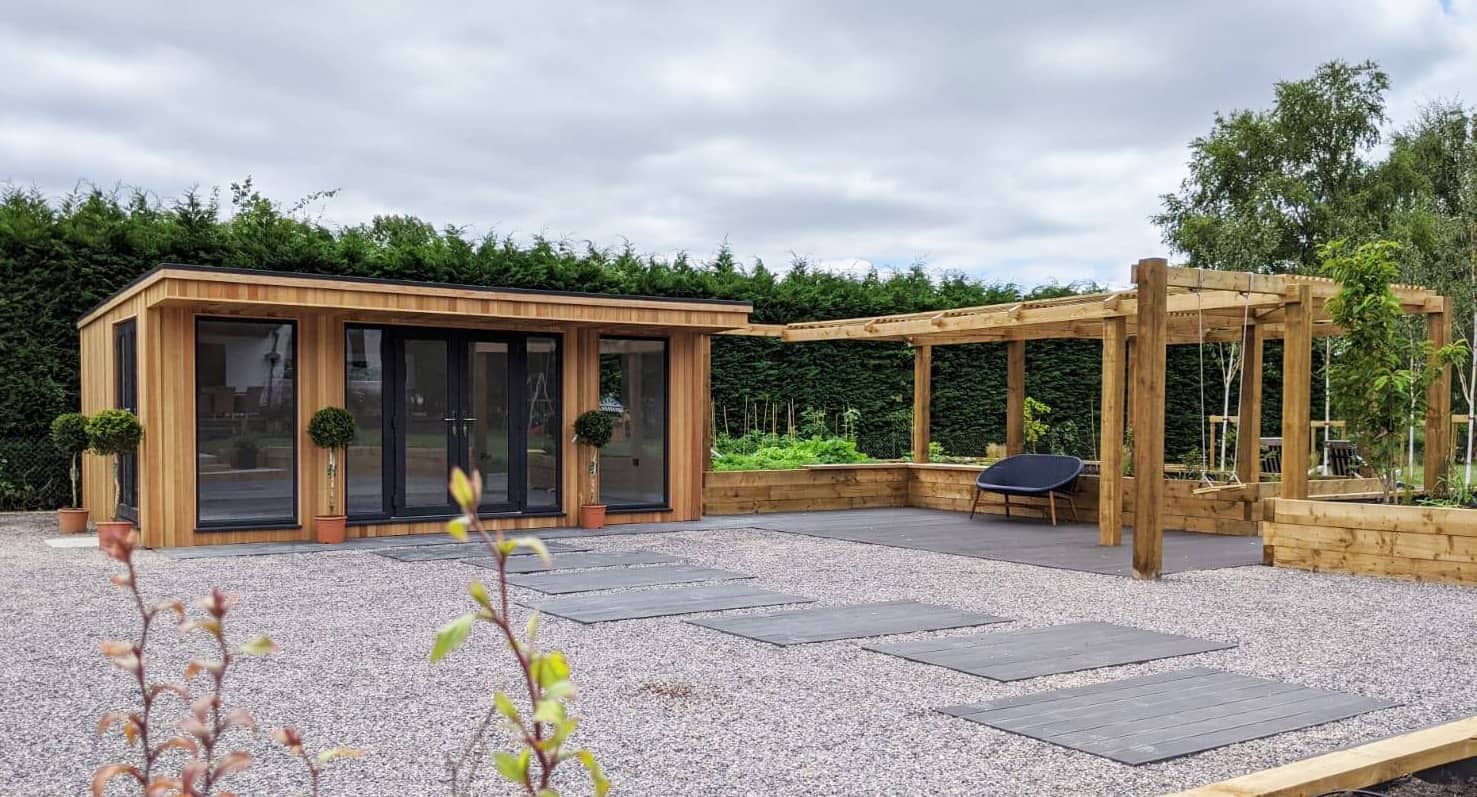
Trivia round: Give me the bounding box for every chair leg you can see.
[969,488,982,519]
[1048,492,1058,526]
[1004,494,1011,518]
[1065,492,1080,523]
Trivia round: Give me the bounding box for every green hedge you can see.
[1,183,1325,506]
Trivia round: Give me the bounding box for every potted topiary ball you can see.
[86,409,142,538]
[573,409,615,529]
[307,406,356,544]
[50,412,91,533]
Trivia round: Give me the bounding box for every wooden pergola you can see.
[776,258,1453,579]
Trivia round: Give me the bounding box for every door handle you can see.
[461,417,477,437]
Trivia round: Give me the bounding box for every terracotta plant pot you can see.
[578,504,607,530]
[57,508,90,534]
[315,515,348,545]
[95,520,133,540]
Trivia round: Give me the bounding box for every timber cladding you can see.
[1264,498,1477,586]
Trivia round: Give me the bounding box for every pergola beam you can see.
[1426,310,1453,495]
[1281,284,1314,500]
[912,345,932,464]
[1007,341,1026,455]
[1131,258,1169,580]
[1099,317,1126,546]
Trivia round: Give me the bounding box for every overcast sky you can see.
[2,1,1473,289]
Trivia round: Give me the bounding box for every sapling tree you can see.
[86,409,142,521]
[433,468,608,797]
[50,412,89,508]
[91,523,358,796]
[572,410,614,507]
[1322,240,1468,502]
[1023,397,1051,453]
[307,407,356,516]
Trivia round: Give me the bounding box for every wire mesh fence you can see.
[0,438,71,510]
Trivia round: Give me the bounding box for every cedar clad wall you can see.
[79,269,733,547]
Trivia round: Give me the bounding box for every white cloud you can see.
[0,0,1471,291]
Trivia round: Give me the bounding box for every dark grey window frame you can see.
[114,318,138,521]
[193,316,300,531]
[598,335,671,513]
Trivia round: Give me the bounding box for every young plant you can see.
[91,524,357,796]
[572,410,614,507]
[1023,397,1051,453]
[433,468,608,797]
[307,407,356,516]
[1323,239,1468,502]
[51,411,90,508]
[86,409,142,522]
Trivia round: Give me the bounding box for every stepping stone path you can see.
[373,540,585,562]
[506,564,752,594]
[866,621,1234,681]
[465,550,683,574]
[938,667,1395,765]
[688,600,1009,646]
[525,582,815,624]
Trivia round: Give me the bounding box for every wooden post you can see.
[1099,317,1126,546]
[1132,258,1168,580]
[1007,340,1026,454]
[1426,309,1453,495]
[912,345,932,464]
[1126,339,1137,430]
[1236,323,1264,484]
[1281,284,1313,500]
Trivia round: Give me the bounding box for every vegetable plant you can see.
[50,412,89,508]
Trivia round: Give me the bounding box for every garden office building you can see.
[77,265,752,548]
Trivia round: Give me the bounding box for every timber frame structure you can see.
[776,258,1453,579]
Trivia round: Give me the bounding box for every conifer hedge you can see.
[0,183,1304,508]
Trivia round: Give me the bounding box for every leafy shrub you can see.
[433,468,608,796]
[87,409,142,456]
[50,412,89,508]
[711,433,871,471]
[92,523,357,796]
[572,410,614,448]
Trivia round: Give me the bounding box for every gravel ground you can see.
[6,510,1477,796]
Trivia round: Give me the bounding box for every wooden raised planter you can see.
[1264,497,1477,586]
[703,464,910,514]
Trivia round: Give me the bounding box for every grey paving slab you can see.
[525,582,815,624]
[758,508,1263,576]
[506,564,751,594]
[464,550,684,574]
[687,600,1010,646]
[938,667,1395,765]
[372,540,585,562]
[866,622,1234,681]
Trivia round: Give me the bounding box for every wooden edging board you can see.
[1162,716,1477,797]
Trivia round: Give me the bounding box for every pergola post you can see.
[1007,340,1026,454]
[1425,307,1453,495]
[1235,323,1263,484]
[1131,258,1168,580]
[912,344,932,464]
[1281,284,1313,500]
[1099,317,1126,546]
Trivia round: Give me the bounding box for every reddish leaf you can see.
[150,735,199,757]
[270,726,305,757]
[222,707,255,732]
[144,775,182,797]
[95,711,130,738]
[212,750,253,779]
[91,764,142,796]
[98,640,134,658]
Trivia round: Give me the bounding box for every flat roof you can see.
[79,263,753,330]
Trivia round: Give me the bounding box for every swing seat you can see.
[970,454,1084,526]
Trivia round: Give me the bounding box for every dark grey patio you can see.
[506,564,751,594]
[466,550,683,574]
[688,600,1010,646]
[525,582,815,624]
[373,540,586,562]
[938,667,1395,765]
[866,621,1235,681]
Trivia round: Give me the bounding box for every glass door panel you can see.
[469,340,513,509]
[401,336,455,514]
[526,337,560,509]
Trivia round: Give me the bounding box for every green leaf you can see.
[430,613,476,663]
[532,698,565,725]
[513,535,553,565]
[542,679,575,701]
[446,516,470,542]
[238,634,280,657]
[493,691,521,723]
[534,650,570,687]
[493,749,530,784]
[524,610,541,641]
[468,581,492,611]
[577,749,610,797]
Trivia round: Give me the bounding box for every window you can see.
[114,319,138,518]
[526,337,560,508]
[345,327,386,517]
[598,338,667,509]
[195,318,297,527]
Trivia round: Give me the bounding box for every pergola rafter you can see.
[773,259,1452,580]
